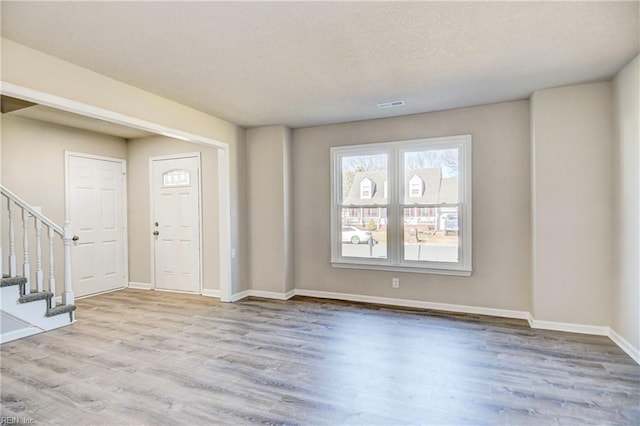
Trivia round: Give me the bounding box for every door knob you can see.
[72,235,79,242]
[153,231,159,236]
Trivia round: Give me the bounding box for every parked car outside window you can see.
[341,226,372,244]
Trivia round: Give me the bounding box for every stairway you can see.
[1,184,78,344]
[1,274,76,344]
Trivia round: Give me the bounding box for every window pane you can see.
[341,208,387,259]
[162,169,190,187]
[403,148,458,204]
[331,135,471,273]
[341,154,388,205]
[403,207,458,263]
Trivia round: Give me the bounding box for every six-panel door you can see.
[68,155,126,297]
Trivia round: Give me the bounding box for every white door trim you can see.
[64,151,129,289]
[2,81,233,302]
[149,153,203,294]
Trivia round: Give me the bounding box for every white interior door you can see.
[151,155,201,293]
[67,153,127,297]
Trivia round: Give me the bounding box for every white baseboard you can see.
[76,286,127,300]
[229,289,296,302]
[201,289,220,298]
[230,290,251,302]
[528,316,610,336]
[128,282,152,290]
[293,289,530,320]
[154,288,199,295]
[609,328,640,364]
[247,290,282,300]
[250,290,295,300]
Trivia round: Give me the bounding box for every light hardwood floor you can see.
[1,289,638,425]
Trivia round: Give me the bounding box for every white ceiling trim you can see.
[1,81,226,148]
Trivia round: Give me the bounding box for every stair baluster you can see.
[1,185,77,342]
[35,218,44,293]
[22,209,31,295]
[48,226,56,307]
[8,199,17,277]
[2,184,74,310]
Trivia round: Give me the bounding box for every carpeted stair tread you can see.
[46,304,76,317]
[1,275,27,287]
[19,291,54,304]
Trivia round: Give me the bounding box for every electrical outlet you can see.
[392,278,399,289]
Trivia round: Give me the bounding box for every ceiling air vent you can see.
[377,100,406,109]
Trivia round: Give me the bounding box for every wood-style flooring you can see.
[1,289,638,425]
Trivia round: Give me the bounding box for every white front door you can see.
[67,153,127,297]
[151,155,201,293]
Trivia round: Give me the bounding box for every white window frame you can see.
[330,135,472,276]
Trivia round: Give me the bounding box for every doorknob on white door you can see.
[153,231,159,236]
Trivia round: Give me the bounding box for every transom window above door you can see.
[162,169,191,187]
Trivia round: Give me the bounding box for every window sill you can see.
[330,261,472,276]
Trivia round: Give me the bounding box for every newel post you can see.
[62,222,75,305]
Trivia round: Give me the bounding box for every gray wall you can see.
[246,126,294,294]
[230,127,249,295]
[292,101,531,311]
[1,115,128,220]
[530,82,613,326]
[612,55,640,350]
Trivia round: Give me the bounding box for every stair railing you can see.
[1,185,75,305]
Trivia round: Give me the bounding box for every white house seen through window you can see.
[360,178,373,199]
[331,135,472,275]
[409,175,424,197]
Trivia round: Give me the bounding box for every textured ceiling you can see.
[1,1,638,128]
